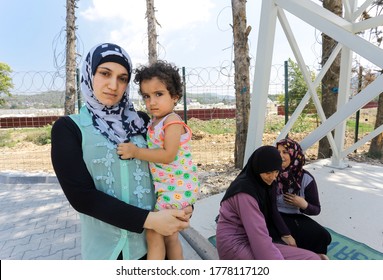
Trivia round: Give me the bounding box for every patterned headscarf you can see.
[276,138,305,194]
[81,43,147,144]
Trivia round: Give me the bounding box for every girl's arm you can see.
[117,115,185,164]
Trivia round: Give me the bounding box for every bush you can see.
[24,125,52,145]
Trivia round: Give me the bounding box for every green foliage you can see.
[264,114,318,134]
[0,91,65,109]
[0,125,52,147]
[290,114,317,132]
[0,62,14,105]
[277,59,319,116]
[24,125,52,145]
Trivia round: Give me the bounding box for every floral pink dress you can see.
[147,113,199,210]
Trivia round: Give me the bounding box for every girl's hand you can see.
[117,142,137,159]
[283,193,308,210]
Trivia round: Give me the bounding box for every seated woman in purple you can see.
[216,145,321,260]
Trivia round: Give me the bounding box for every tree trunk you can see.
[318,0,342,158]
[368,92,383,159]
[231,0,251,168]
[146,0,158,65]
[64,0,77,115]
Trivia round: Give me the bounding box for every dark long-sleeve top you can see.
[277,170,321,215]
[51,116,150,233]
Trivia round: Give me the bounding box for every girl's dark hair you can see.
[133,60,183,100]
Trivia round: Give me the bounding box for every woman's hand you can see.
[281,235,297,247]
[163,204,194,222]
[143,209,189,236]
[283,193,308,210]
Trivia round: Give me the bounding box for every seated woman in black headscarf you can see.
[216,145,321,260]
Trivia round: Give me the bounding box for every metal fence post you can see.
[182,67,187,124]
[284,60,289,125]
[76,68,81,113]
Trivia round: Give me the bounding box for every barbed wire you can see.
[8,63,289,95]
[9,58,371,102]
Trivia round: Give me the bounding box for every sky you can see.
[0,0,324,74]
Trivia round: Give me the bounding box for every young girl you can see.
[117,60,199,260]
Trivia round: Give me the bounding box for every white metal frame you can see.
[245,0,383,168]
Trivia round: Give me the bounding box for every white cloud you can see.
[79,0,219,66]
[155,0,215,31]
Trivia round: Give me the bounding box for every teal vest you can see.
[70,106,155,260]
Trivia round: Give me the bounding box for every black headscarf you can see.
[221,145,283,241]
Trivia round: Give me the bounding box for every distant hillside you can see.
[1,91,65,109]
[1,90,235,109]
[184,92,235,105]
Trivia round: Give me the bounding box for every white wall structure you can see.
[245,0,383,168]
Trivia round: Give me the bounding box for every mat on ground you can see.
[208,228,383,260]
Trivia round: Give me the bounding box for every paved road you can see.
[0,180,203,260]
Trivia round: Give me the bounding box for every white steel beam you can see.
[248,0,383,165]
[351,0,375,22]
[275,0,383,68]
[353,15,383,33]
[300,74,383,151]
[276,7,339,156]
[275,44,342,151]
[244,0,278,164]
[330,0,356,168]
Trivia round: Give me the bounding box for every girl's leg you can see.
[164,232,183,260]
[146,229,166,260]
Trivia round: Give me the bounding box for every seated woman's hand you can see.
[281,235,297,247]
[283,193,308,210]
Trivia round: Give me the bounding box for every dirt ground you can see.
[0,130,381,199]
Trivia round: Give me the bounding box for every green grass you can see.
[0,125,52,147]
[346,119,374,132]
[0,129,15,147]
[188,118,236,134]
[0,115,374,147]
[24,125,52,145]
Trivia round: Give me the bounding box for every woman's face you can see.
[92,62,129,107]
[259,170,279,185]
[277,144,291,170]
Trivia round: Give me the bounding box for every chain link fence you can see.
[1,64,377,172]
